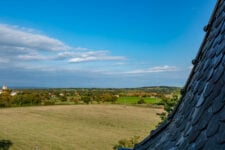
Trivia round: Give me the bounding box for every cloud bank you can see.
[0,23,126,67]
[66,51,126,63]
[0,24,71,52]
[125,65,177,74]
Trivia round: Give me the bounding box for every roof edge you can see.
[134,0,222,148]
[182,0,222,94]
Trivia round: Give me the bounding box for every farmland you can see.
[117,96,161,105]
[0,86,180,107]
[0,105,162,150]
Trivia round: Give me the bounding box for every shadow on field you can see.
[0,140,13,150]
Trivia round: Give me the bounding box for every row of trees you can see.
[81,91,118,104]
[0,90,119,107]
[0,92,45,107]
[156,95,179,127]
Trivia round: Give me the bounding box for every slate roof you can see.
[126,0,225,149]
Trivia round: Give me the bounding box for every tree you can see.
[113,136,140,150]
[137,98,146,104]
[81,96,91,104]
[0,93,11,107]
[156,94,179,127]
[100,92,118,103]
[111,95,118,104]
[59,96,67,102]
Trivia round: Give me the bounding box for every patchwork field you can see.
[0,105,162,150]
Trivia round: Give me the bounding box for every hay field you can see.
[0,105,162,150]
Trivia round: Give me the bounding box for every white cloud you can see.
[125,65,177,74]
[68,56,125,63]
[0,23,126,71]
[17,53,48,60]
[58,50,126,63]
[0,24,71,52]
[0,58,10,64]
[75,47,89,51]
[115,62,126,65]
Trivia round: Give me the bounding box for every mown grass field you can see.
[0,105,162,150]
[117,96,161,105]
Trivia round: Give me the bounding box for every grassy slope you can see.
[0,105,162,150]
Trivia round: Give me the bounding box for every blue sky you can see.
[0,0,216,88]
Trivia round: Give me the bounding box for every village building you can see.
[0,84,17,96]
[0,85,9,94]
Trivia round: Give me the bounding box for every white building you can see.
[0,84,17,96]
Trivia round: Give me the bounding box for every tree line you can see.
[0,89,119,107]
[0,87,180,108]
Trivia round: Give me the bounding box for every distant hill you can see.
[139,86,181,94]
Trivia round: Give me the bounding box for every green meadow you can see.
[117,96,161,105]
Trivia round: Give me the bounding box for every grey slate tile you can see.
[219,107,225,122]
[197,111,212,131]
[203,138,221,150]
[212,93,225,114]
[195,131,207,150]
[216,122,225,144]
[212,64,225,83]
[206,116,220,137]
[187,126,201,144]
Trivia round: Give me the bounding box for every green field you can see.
[0,105,162,150]
[117,96,161,105]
